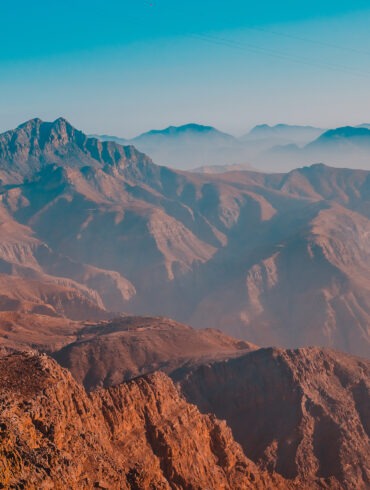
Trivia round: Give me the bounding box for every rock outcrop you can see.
[0,352,289,489]
[52,315,256,390]
[176,347,370,489]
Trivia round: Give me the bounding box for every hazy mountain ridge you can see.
[95,122,324,171]
[0,119,370,357]
[95,122,370,171]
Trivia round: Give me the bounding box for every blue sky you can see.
[1,1,370,136]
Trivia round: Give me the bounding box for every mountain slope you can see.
[263,126,370,170]
[176,347,370,489]
[0,351,290,489]
[52,316,255,390]
[0,119,370,356]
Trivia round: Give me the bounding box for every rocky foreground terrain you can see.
[0,315,369,489]
[177,347,370,489]
[51,318,370,489]
[0,351,291,490]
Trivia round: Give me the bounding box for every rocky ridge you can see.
[0,351,290,489]
[176,346,370,489]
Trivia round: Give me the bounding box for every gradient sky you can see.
[1,0,370,137]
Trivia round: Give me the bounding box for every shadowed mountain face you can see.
[0,119,370,357]
[176,346,370,490]
[0,351,291,490]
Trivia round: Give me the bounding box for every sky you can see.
[1,0,370,137]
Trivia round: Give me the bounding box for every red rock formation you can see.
[0,352,290,489]
[177,347,370,489]
[52,315,256,389]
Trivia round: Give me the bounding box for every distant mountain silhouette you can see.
[242,123,324,144]
[95,122,370,172]
[307,126,370,148]
[125,123,246,169]
[95,123,325,171]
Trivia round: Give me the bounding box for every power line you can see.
[191,32,370,78]
[247,25,370,58]
[135,1,370,79]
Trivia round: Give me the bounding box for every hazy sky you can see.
[1,0,370,137]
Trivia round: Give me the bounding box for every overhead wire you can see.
[138,0,370,79]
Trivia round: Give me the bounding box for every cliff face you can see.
[0,352,290,490]
[177,347,370,490]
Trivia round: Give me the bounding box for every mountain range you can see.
[1,319,369,489]
[95,122,370,172]
[0,116,370,489]
[0,117,370,357]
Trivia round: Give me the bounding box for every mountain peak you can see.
[52,116,74,130]
[137,123,221,138]
[0,118,155,181]
[13,117,76,140]
[319,126,370,139]
[16,117,43,131]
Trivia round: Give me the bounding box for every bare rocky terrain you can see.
[0,337,369,489]
[51,315,256,390]
[0,117,370,489]
[0,351,292,489]
[176,346,370,489]
[0,118,369,356]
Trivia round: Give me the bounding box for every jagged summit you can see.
[14,117,77,140]
[0,351,289,489]
[0,117,155,183]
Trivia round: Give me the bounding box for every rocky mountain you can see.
[0,119,370,357]
[176,346,370,490]
[51,316,255,390]
[0,117,155,184]
[1,321,368,489]
[0,351,291,489]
